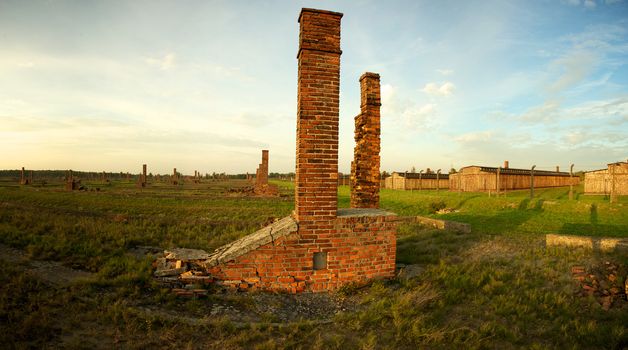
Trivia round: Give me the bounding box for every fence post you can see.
[530,165,536,199]
[436,169,441,191]
[569,164,574,200]
[496,166,501,197]
[610,164,616,204]
[419,170,423,191]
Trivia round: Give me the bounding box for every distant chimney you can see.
[556,166,559,172]
[504,161,509,169]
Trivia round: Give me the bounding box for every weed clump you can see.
[429,200,447,213]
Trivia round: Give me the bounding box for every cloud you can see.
[584,0,597,7]
[0,115,129,132]
[519,100,562,123]
[381,84,441,132]
[17,62,34,68]
[145,53,176,70]
[436,69,454,76]
[401,104,436,128]
[564,0,581,5]
[422,82,456,96]
[548,51,597,94]
[454,130,494,143]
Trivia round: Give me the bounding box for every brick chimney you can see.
[143,164,147,183]
[504,160,509,169]
[556,166,559,172]
[351,72,381,209]
[260,150,269,184]
[295,8,342,222]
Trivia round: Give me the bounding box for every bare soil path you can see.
[0,244,93,287]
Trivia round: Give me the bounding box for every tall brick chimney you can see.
[351,72,381,209]
[295,8,342,222]
[260,150,269,184]
[504,160,509,169]
[143,164,147,183]
[20,167,25,183]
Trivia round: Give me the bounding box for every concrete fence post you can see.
[569,163,574,200]
[530,165,536,199]
[496,166,501,197]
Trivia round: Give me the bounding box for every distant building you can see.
[383,171,449,190]
[584,161,628,196]
[449,161,578,192]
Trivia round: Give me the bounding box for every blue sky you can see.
[1,0,627,174]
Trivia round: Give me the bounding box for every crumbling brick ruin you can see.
[155,8,397,293]
[137,164,147,188]
[351,73,381,208]
[19,167,31,185]
[65,170,80,191]
[171,168,179,185]
[253,150,278,196]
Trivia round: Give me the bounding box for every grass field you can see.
[0,178,626,349]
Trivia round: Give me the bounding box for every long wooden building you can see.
[449,162,578,192]
[383,171,449,190]
[584,161,628,196]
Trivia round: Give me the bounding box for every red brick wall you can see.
[209,214,397,293]
[295,8,342,224]
[351,72,381,208]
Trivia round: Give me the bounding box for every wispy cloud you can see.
[422,82,456,96]
[436,69,454,76]
[584,0,597,8]
[547,51,597,94]
[145,53,176,70]
[454,130,494,143]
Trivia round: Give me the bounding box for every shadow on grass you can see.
[590,203,598,225]
[555,202,628,237]
[396,224,482,265]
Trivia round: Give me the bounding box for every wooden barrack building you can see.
[584,161,628,196]
[383,171,449,190]
[449,162,579,192]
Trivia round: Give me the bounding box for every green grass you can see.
[0,178,626,348]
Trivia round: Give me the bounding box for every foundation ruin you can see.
[65,170,80,191]
[171,168,179,185]
[155,8,397,293]
[253,150,278,196]
[137,164,148,188]
[19,167,31,185]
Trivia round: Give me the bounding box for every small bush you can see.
[429,200,447,213]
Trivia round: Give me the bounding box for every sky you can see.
[1,0,627,175]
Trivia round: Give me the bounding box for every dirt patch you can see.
[0,244,93,287]
[461,237,521,262]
